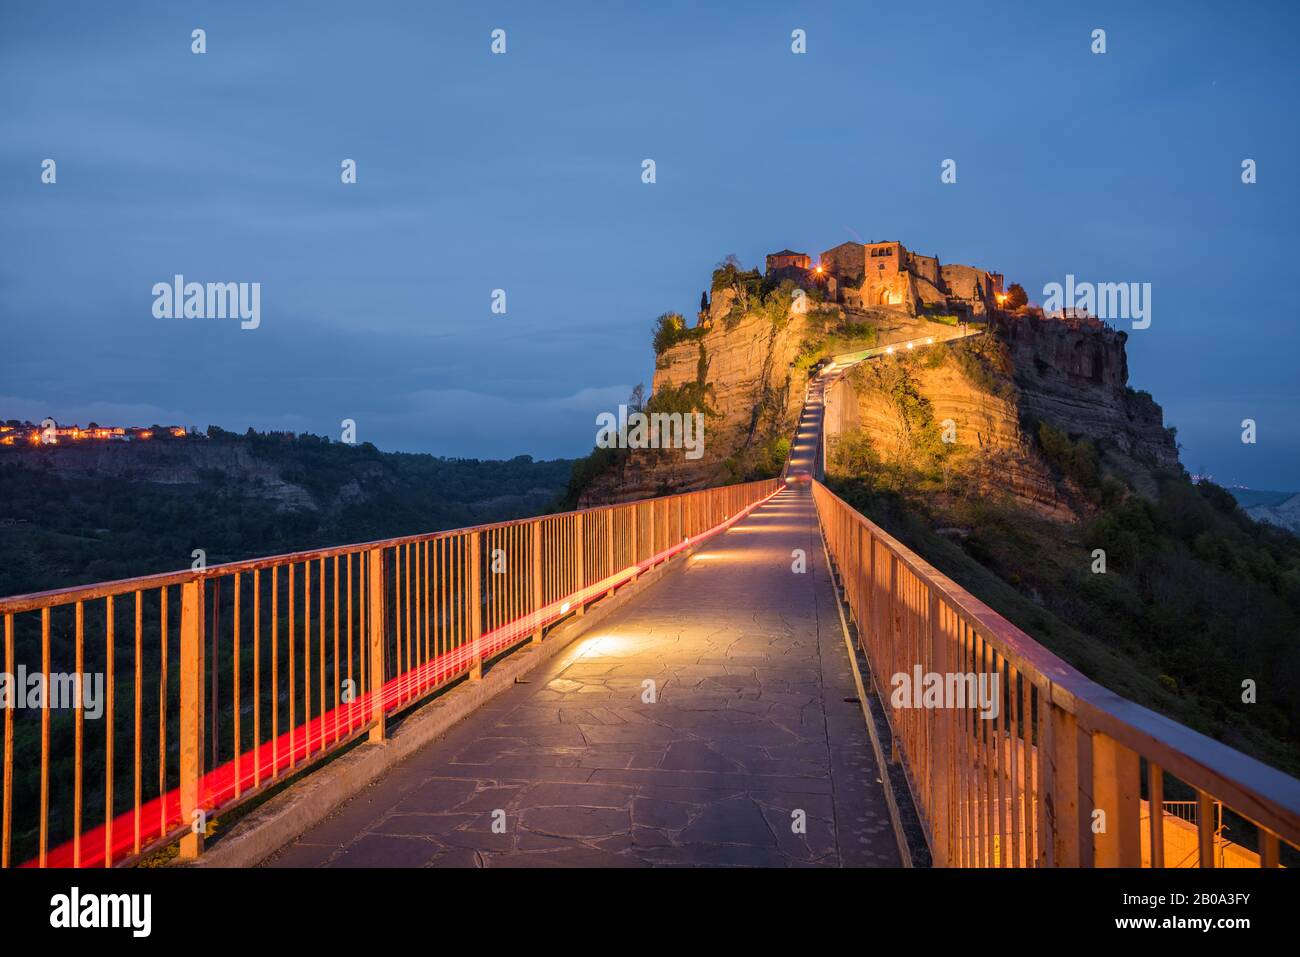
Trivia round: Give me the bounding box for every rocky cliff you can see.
[825,315,1182,521]
[577,289,970,504]
[1,438,568,519]
[4,440,323,510]
[578,307,815,503]
[998,315,1181,496]
[825,338,1072,520]
[577,267,1181,523]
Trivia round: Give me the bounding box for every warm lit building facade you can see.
[0,421,192,447]
[803,240,1004,317]
[764,249,811,273]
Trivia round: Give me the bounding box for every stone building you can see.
[761,248,836,300]
[765,249,811,273]
[813,240,1003,317]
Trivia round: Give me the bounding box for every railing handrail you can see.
[0,483,750,616]
[812,480,1300,853]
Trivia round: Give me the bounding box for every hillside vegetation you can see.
[0,429,573,596]
[827,339,1300,776]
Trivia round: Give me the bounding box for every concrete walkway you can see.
[264,483,901,868]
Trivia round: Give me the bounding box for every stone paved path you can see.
[264,481,902,868]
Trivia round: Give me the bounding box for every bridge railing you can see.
[813,481,1300,867]
[0,478,779,868]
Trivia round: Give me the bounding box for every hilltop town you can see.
[735,239,1006,320]
[706,239,1103,330]
[0,420,196,447]
[574,237,1169,510]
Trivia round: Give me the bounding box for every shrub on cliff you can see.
[1038,421,1100,489]
[951,336,1017,401]
[652,312,703,354]
[646,379,715,418]
[710,260,762,294]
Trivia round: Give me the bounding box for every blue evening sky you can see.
[1,1,1296,488]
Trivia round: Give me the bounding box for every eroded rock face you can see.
[824,315,1182,520]
[826,351,1074,520]
[998,315,1180,495]
[580,274,1181,521]
[7,441,319,510]
[579,309,816,504]
[656,310,812,447]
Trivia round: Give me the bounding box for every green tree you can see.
[653,312,687,353]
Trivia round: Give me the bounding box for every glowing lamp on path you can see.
[560,601,571,614]
[885,346,894,354]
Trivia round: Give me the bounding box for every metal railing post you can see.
[606,509,615,597]
[367,548,387,744]
[1148,763,1165,868]
[930,589,950,867]
[574,513,585,617]
[1091,732,1141,866]
[1048,705,1082,866]
[178,579,205,860]
[630,504,639,582]
[648,500,656,568]
[1197,791,1216,867]
[531,521,543,643]
[469,532,483,678]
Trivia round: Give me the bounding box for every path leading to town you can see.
[266,371,900,866]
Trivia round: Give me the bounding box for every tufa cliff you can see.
[824,314,1181,520]
[575,252,1181,523]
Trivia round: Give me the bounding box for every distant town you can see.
[0,419,199,447]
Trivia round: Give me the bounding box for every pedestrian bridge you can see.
[2,349,1298,868]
